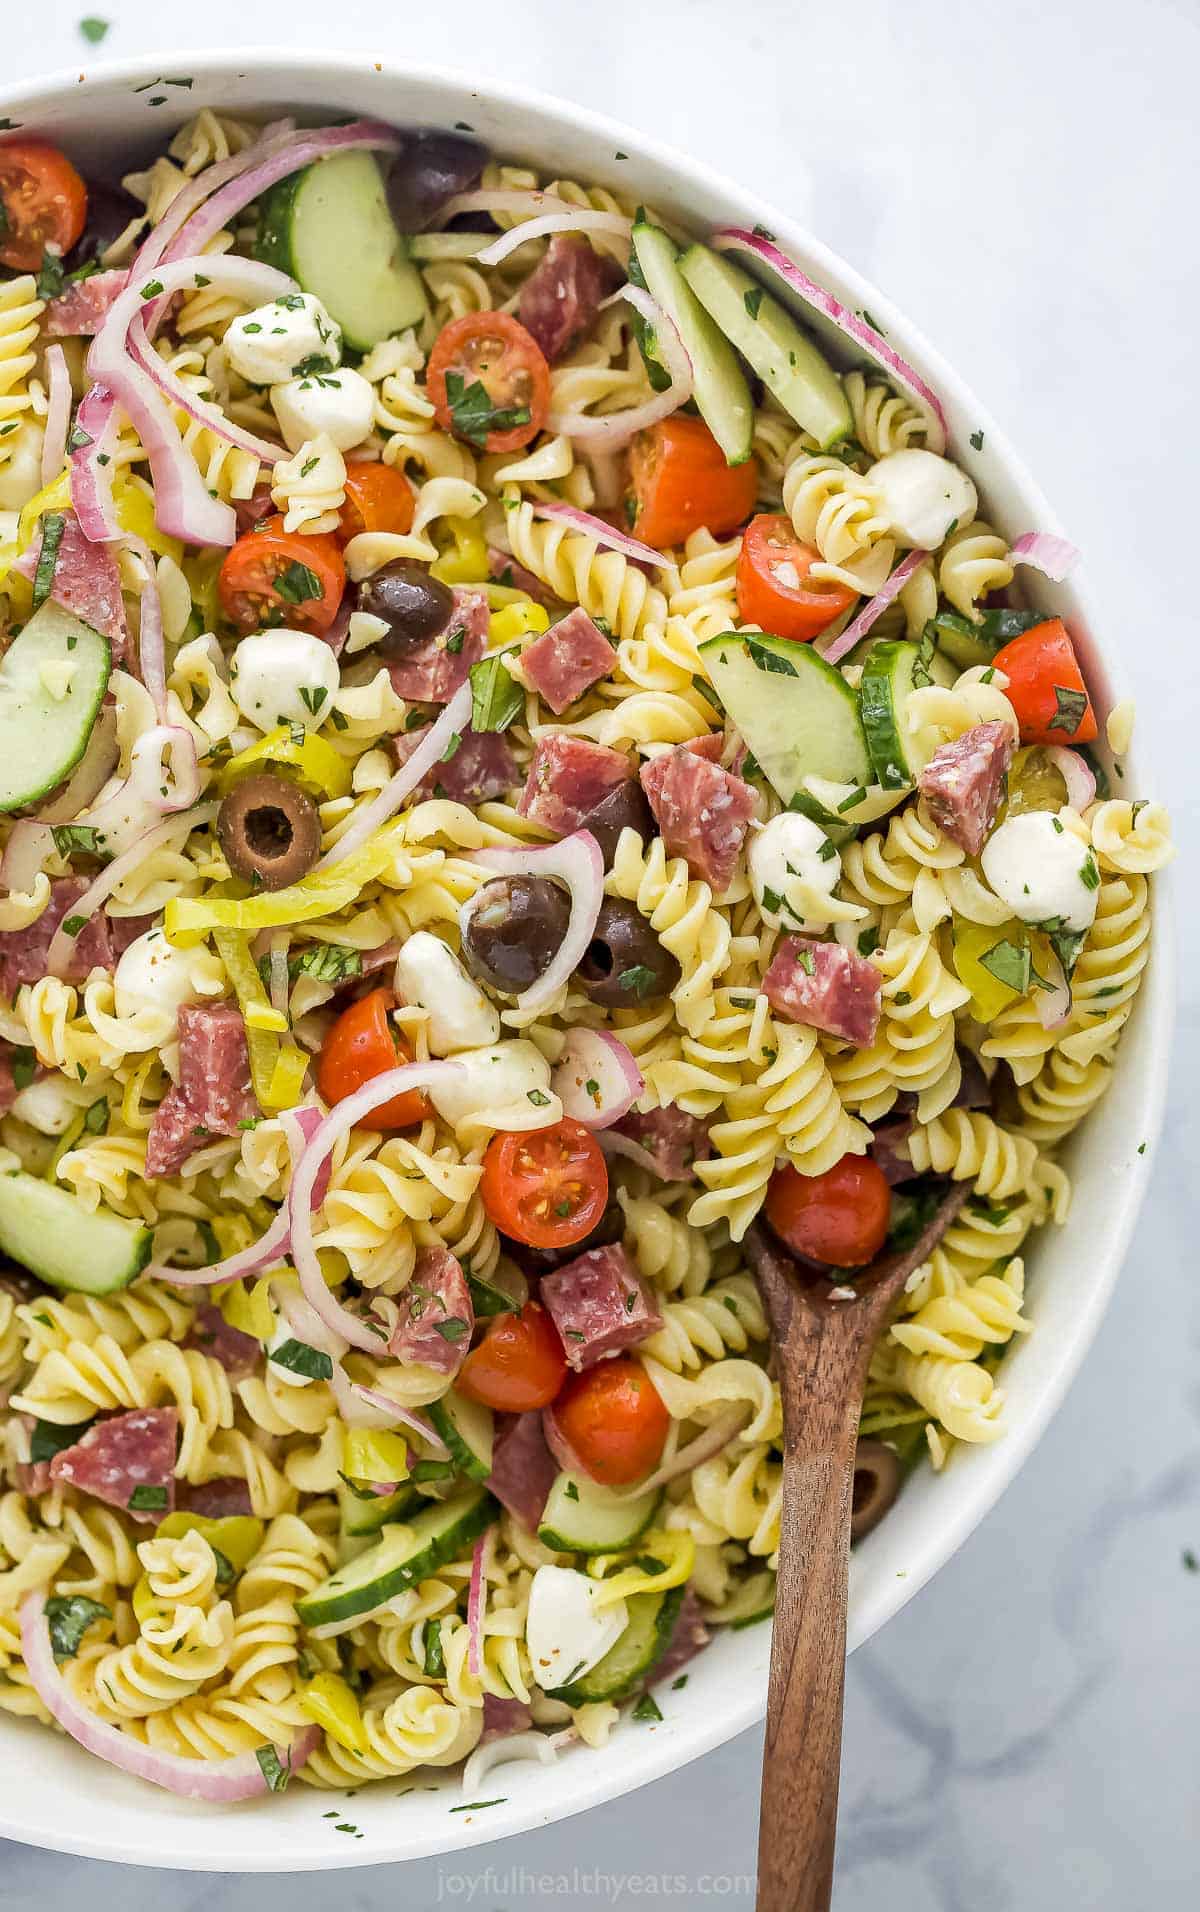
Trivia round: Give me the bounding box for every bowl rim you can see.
[0,43,1176,1873]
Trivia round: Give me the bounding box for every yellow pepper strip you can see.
[343,1427,410,1486]
[209,1211,259,1261]
[184,548,226,631]
[155,1513,265,1573]
[301,1672,369,1755]
[586,1529,695,1608]
[113,473,184,564]
[1003,745,1070,819]
[483,582,532,610]
[220,1275,275,1342]
[216,724,351,802]
[488,600,549,645]
[0,469,73,589]
[165,821,405,946]
[951,916,1056,1024]
[213,928,288,1110]
[264,1042,309,1111]
[430,515,488,585]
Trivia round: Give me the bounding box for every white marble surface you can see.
[5,2,1198,1904]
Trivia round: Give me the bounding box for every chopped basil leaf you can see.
[83,1097,108,1134]
[9,1044,37,1090]
[274,560,324,606]
[443,369,531,449]
[32,512,66,609]
[969,429,985,451]
[1078,850,1100,891]
[30,1415,95,1464]
[422,1618,445,1678]
[269,1338,333,1381]
[298,685,327,715]
[433,1316,469,1343]
[978,937,1030,995]
[46,1595,110,1662]
[128,1484,168,1512]
[469,650,523,733]
[564,1479,579,1501]
[255,1743,293,1792]
[1048,685,1089,736]
[857,926,881,958]
[440,731,462,763]
[51,823,106,860]
[632,1693,663,1722]
[36,250,65,300]
[743,287,764,320]
[747,638,797,677]
[617,964,657,998]
[795,945,816,975]
[444,625,466,655]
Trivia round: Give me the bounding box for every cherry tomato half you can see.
[480,1119,609,1250]
[551,1357,669,1486]
[736,512,857,641]
[990,618,1098,748]
[627,413,759,550]
[427,312,550,454]
[338,462,416,541]
[766,1155,892,1269]
[0,141,88,273]
[315,989,431,1130]
[459,1300,567,1412]
[218,515,345,636]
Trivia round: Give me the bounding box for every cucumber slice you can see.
[257,149,428,352]
[544,1585,685,1705]
[538,1473,661,1554]
[680,244,852,450]
[426,1389,494,1483]
[0,1169,150,1295]
[699,631,871,803]
[0,602,111,813]
[859,639,939,790]
[631,223,754,464]
[297,1486,495,1627]
[925,608,1045,671]
[722,1569,777,1628]
[336,1475,420,1540]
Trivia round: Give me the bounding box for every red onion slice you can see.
[317,681,473,871]
[616,1403,751,1496]
[19,1591,320,1799]
[552,1029,643,1129]
[128,317,286,463]
[46,799,219,978]
[41,344,72,487]
[1,821,54,894]
[266,930,290,1020]
[467,1524,495,1678]
[439,188,585,222]
[597,1129,664,1177]
[711,227,948,454]
[143,1104,324,1288]
[328,1367,450,1454]
[36,707,120,825]
[287,1061,463,1354]
[531,500,670,570]
[1043,745,1096,812]
[545,284,692,448]
[1009,532,1080,581]
[821,546,931,665]
[275,1280,347,1360]
[469,830,605,1017]
[474,210,631,269]
[70,385,124,544]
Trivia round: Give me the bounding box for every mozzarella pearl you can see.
[748,811,843,932]
[981,812,1100,933]
[270,366,375,453]
[393,932,500,1055]
[224,293,342,388]
[525,1565,628,1690]
[866,449,978,550]
[428,1040,562,1132]
[229,629,340,732]
[114,927,220,1024]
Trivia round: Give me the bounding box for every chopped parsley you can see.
[795,946,816,976]
[274,560,324,607]
[969,429,985,451]
[30,1416,95,1464]
[51,823,106,860]
[743,287,764,320]
[35,250,65,300]
[46,1595,110,1662]
[618,964,658,998]
[449,1798,507,1812]
[443,369,531,449]
[127,1483,168,1512]
[977,937,1031,995]
[9,1044,37,1091]
[631,1693,663,1722]
[433,1316,469,1343]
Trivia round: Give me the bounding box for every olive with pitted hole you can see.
[849,1439,902,1543]
[577,779,655,868]
[575,897,679,1006]
[356,560,454,656]
[461,875,570,994]
[217,773,322,891]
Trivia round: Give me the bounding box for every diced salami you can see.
[762,938,882,1048]
[647,1586,710,1689]
[540,1243,663,1372]
[869,1117,917,1185]
[0,879,150,995]
[639,745,756,893]
[518,735,632,837]
[144,1002,258,1179]
[43,268,128,338]
[917,721,1015,857]
[185,1303,260,1379]
[613,1104,711,1180]
[393,722,518,806]
[387,1246,473,1374]
[488,547,558,610]
[16,512,128,663]
[520,608,616,714]
[175,1476,254,1519]
[386,586,488,705]
[485,1410,559,1531]
[518,235,621,363]
[49,1406,178,1521]
[481,1694,534,1742]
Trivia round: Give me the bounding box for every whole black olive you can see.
[67,180,143,272]
[577,778,655,868]
[849,1439,902,1543]
[460,876,570,994]
[356,560,454,656]
[575,898,680,1006]
[218,773,322,891]
[385,131,488,233]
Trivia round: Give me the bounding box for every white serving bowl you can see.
[0,48,1174,1874]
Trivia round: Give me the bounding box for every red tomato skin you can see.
[990,620,1098,747]
[480,1121,609,1250]
[426,312,550,453]
[765,1156,892,1269]
[735,513,856,640]
[0,142,88,272]
[339,463,415,540]
[217,516,346,636]
[628,414,759,549]
[459,1301,567,1412]
[552,1357,669,1486]
[315,989,430,1130]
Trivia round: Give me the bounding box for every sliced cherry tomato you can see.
[0,141,88,273]
[427,312,550,454]
[627,414,759,549]
[990,618,1098,747]
[218,515,345,636]
[459,1300,567,1412]
[480,1120,609,1250]
[735,512,857,641]
[552,1357,669,1486]
[765,1155,891,1269]
[338,463,416,541]
[315,989,431,1130]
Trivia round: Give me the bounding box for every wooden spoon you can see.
[746,1186,969,1912]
